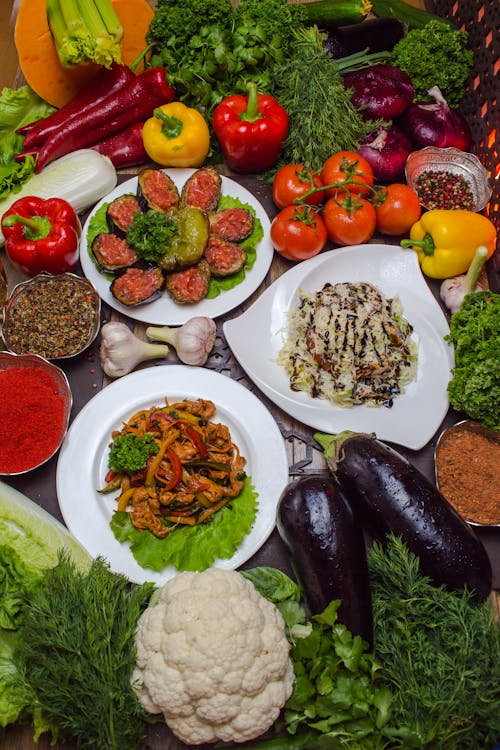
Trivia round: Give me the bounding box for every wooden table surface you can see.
[1,3,499,749]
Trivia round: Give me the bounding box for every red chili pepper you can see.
[161,448,183,491]
[90,121,149,169]
[20,67,175,173]
[185,424,208,459]
[1,196,79,276]
[18,63,137,149]
[212,82,288,173]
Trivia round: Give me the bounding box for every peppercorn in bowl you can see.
[405,147,492,212]
[0,352,73,475]
[0,272,101,360]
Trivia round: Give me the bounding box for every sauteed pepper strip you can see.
[1,196,79,275]
[401,209,497,278]
[212,82,288,173]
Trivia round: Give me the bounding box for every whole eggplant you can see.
[322,432,492,601]
[343,64,414,120]
[277,475,373,644]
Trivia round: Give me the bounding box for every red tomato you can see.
[374,183,422,236]
[272,164,325,209]
[320,151,375,197]
[270,205,327,261]
[322,195,376,245]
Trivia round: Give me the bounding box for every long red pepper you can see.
[89,121,148,169]
[24,67,175,173]
[18,63,137,149]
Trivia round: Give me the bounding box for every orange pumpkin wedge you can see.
[14,0,154,108]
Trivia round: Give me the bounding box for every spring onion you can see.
[46,0,124,68]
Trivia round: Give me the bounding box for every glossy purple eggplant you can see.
[324,432,492,601]
[277,475,373,644]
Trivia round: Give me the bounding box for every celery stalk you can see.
[46,0,123,68]
[94,0,124,43]
[75,0,123,66]
[46,0,90,68]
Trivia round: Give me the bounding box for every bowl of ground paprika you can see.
[0,352,72,475]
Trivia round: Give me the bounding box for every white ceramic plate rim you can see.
[224,244,454,450]
[79,168,273,325]
[56,365,289,585]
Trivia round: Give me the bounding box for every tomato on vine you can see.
[270,204,327,261]
[272,164,325,209]
[373,183,422,236]
[321,151,374,197]
[322,193,376,245]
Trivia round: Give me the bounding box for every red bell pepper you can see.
[1,196,80,276]
[212,82,288,173]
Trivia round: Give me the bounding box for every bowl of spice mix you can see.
[0,351,73,475]
[405,147,492,212]
[435,419,500,527]
[0,272,101,359]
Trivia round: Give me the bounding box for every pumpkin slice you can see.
[14,0,154,108]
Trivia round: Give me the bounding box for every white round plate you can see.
[56,366,289,585]
[224,244,454,451]
[79,168,273,325]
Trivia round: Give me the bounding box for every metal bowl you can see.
[405,147,492,212]
[1,272,101,360]
[0,351,73,476]
[435,419,500,527]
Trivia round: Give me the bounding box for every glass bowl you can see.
[435,419,500,527]
[0,351,73,475]
[0,272,101,360]
[405,147,492,212]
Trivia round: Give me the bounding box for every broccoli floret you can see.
[108,433,159,474]
[390,19,474,106]
[147,0,233,49]
[445,291,500,431]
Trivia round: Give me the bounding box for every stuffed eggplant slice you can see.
[208,206,254,242]
[111,266,165,306]
[166,259,211,304]
[180,166,222,211]
[137,168,180,213]
[106,194,142,236]
[204,235,247,277]
[92,233,139,273]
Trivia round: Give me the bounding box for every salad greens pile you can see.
[0,86,55,201]
[445,290,500,431]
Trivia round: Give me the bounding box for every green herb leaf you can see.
[108,432,159,474]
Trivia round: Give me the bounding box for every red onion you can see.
[398,86,472,150]
[357,125,412,182]
[343,65,414,121]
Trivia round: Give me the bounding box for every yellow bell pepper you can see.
[401,209,497,279]
[142,102,210,168]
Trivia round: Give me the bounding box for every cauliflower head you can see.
[132,568,294,744]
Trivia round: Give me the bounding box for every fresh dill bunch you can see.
[369,535,500,749]
[13,554,155,750]
[267,27,379,175]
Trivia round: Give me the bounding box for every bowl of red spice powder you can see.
[0,352,72,475]
[435,420,500,527]
[405,147,492,212]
